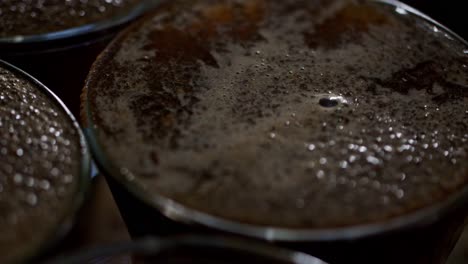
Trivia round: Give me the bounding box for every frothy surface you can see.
[87,0,468,229]
[0,65,82,262]
[0,0,140,37]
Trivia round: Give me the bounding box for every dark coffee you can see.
[0,0,141,37]
[0,61,89,263]
[85,0,468,230]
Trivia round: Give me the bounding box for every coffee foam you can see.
[0,65,82,262]
[89,0,468,228]
[0,0,140,37]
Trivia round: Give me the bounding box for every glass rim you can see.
[0,0,159,45]
[83,0,468,242]
[43,235,329,264]
[0,59,92,263]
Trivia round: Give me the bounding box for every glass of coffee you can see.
[82,0,468,263]
[0,59,91,263]
[0,0,157,116]
[45,235,327,264]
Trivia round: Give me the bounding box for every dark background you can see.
[401,0,468,40]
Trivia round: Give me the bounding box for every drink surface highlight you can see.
[0,64,83,263]
[86,0,468,229]
[0,0,141,37]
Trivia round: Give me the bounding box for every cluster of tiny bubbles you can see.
[0,66,80,260]
[0,0,137,37]
[0,0,125,17]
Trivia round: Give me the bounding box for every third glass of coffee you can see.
[0,0,153,116]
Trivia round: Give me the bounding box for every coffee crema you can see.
[0,63,84,263]
[0,0,141,37]
[85,0,468,229]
